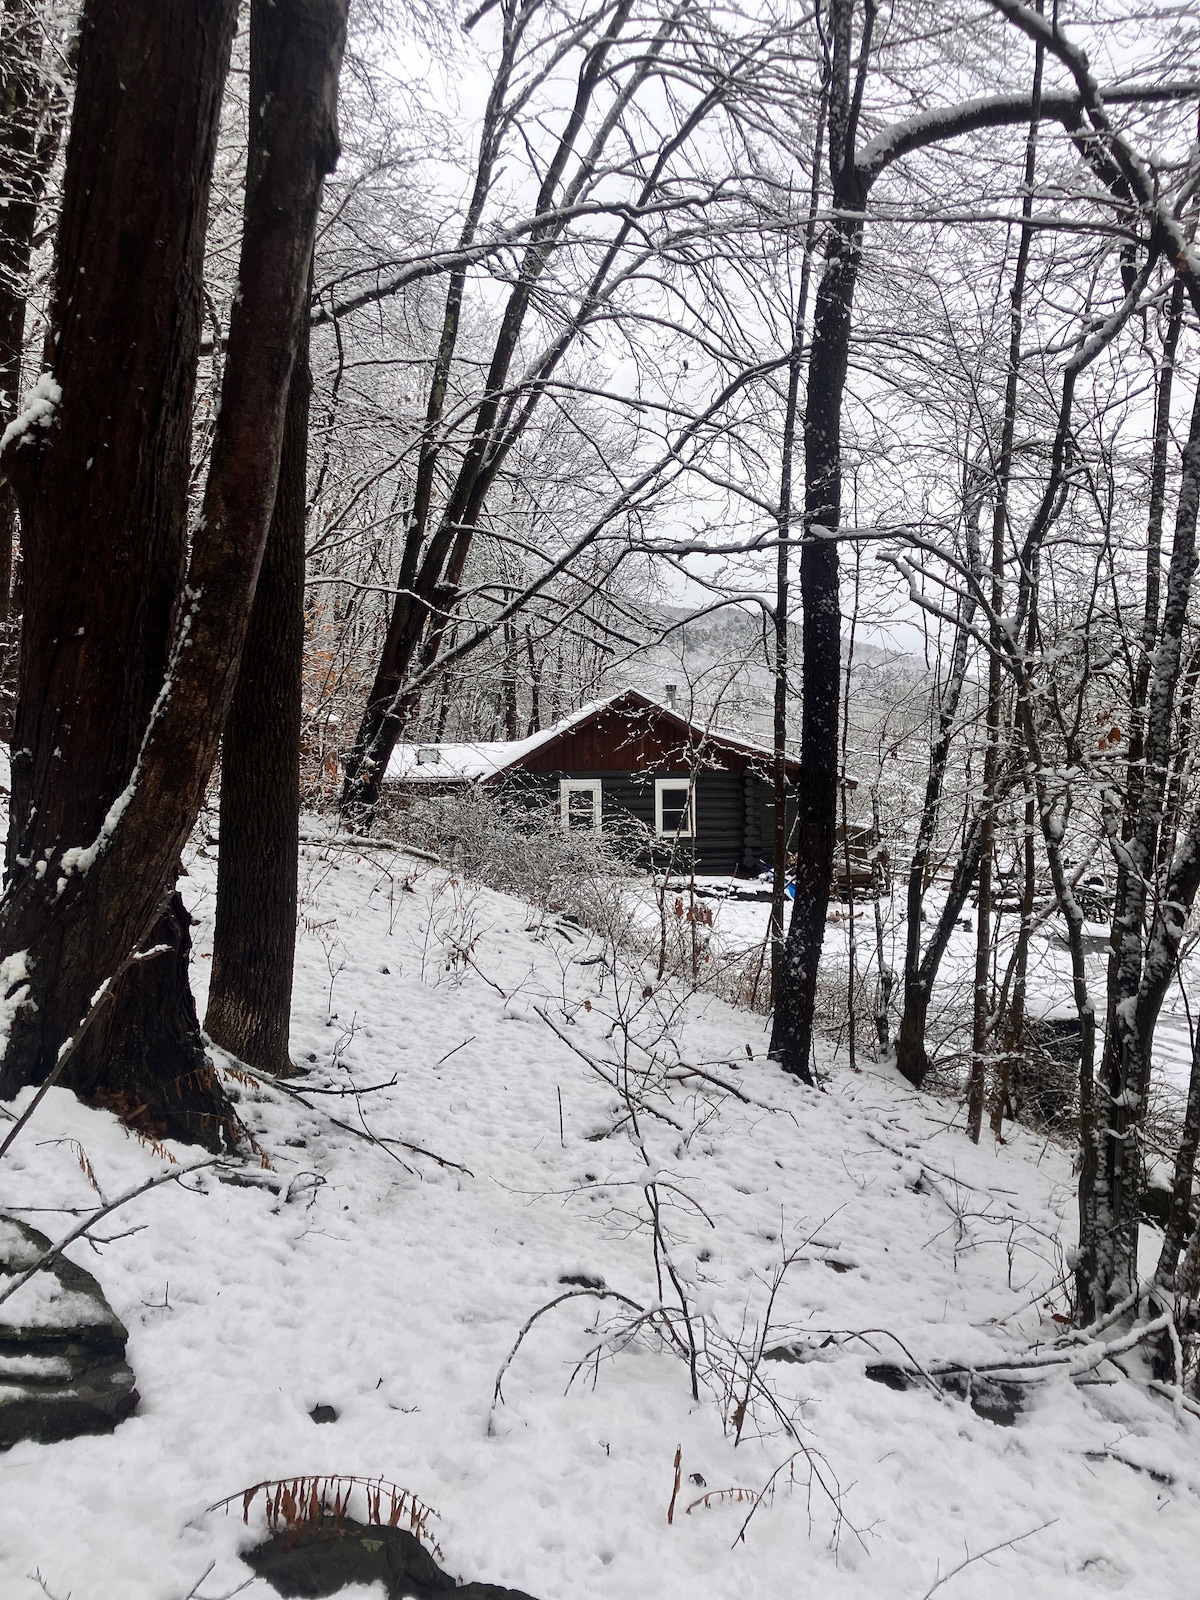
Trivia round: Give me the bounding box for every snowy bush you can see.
[381,786,778,1012]
[380,784,642,933]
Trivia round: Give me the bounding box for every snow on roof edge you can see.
[386,687,797,784]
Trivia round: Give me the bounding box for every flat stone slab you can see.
[0,1216,138,1447]
[245,1519,540,1600]
[865,1362,1029,1426]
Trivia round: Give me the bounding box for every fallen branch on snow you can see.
[919,1519,1057,1599]
[214,1054,474,1178]
[0,1158,218,1309]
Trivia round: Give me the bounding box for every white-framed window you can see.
[655,777,695,838]
[560,777,602,834]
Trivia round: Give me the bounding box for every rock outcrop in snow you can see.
[0,1216,138,1447]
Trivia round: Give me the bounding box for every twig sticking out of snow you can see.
[173,1558,254,1599]
[665,1059,795,1115]
[490,1285,649,1414]
[819,1309,1179,1391]
[918,1518,1056,1599]
[666,1444,682,1525]
[730,1445,862,1555]
[213,1051,473,1177]
[298,830,439,863]
[533,1005,685,1133]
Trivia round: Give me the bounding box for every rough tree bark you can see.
[0,0,239,1142]
[0,1,67,653]
[205,275,311,1078]
[0,0,346,1143]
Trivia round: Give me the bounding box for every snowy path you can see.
[0,837,1198,1598]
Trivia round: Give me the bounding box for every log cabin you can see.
[386,687,800,876]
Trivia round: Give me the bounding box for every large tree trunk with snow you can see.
[73,891,237,1145]
[0,0,238,1142]
[0,0,345,1144]
[205,311,310,1078]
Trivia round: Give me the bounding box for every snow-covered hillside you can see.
[1,836,1197,1600]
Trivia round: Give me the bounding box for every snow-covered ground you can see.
[659,873,1200,1099]
[2,836,1199,1599]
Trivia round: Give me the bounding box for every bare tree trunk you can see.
[1085,376,1200,1312]
[771,2,871,1083]
[969,655,1002,1140]
[0,1,67,710]
[0,0,345,1142]
[0,0,238,1141]
[769,326,801,1004]
[524,624,542,734]
[205,285,311,1078]
[870,785,893,1055]
[993,523,1043,1133]
[841,546,861,1070]
[1018,706,1100,1318]
[895,478,984,1086]
[895,815,984,1087]
[1091,284,1186,1279]
[502,601,520,740]
[770,91,826,1006]
[968,38,1043,1142]
[769,199,858,1083]
[993,780,1036,1134]
[1160,645,1200,876]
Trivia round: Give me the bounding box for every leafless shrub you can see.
[380,786,639,931]
[382,786,773,1011]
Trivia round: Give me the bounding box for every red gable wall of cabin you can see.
[517,705,751,775]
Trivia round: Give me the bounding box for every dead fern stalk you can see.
[209,1476,443,1559]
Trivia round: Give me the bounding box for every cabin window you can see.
[655,778,694,838]
[560,778,602,834]
[416,747,441,765]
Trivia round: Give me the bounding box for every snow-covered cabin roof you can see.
[387,697,619,784]
[387,688,800,785]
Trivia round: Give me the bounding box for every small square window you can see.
[655,778,694,838]
[560,778,602,834]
